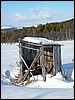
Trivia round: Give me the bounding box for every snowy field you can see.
[1,40,74,99]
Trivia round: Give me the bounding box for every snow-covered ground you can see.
[1,40,74,99]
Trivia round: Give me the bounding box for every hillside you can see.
[1,18,74,43]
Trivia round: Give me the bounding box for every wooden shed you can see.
[18,37,62,82]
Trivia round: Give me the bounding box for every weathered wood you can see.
[59,46,62,73]
[22,41,42,46]
[56,46,62,73]
[57,46,59,72]
[20,40,62,47]
[23,51,42,82]
[55,46,59,73]
[19,39,62,82]
[53,45,62,75]
[19,50,42,82]
[53,46,56,75]
[21,45,37,51]
[44,52,53,56]
[19,42,23,79]
[20,54,34,77]
[40,46,46,82]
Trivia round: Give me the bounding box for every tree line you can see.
[1,18,74,43]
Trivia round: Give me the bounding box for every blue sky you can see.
[1,1,74,27]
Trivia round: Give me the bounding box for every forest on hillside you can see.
[1,18,74,43]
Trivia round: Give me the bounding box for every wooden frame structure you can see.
[18,39,62,82]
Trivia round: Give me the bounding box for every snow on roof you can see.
[23,37,58,44]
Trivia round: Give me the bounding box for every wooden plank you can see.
[21,45,37,51]
[21,40,62,47]
[23,51,42,82]
[19,42,23,79]
[55,46,59,73]
[57,46,61,72]
[56,46,62,73]
[53,45,62,75]
[43,44,62,47]
[20,54,34,77]
[44,52,53,56]
[59,46,62,73]
[22,41,42,46]
[19,50,42,82]
[57,46,59,72]
[40,46,46,82]
[55,46,58,74]
[53,46,56,75]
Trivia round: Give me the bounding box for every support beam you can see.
[19,50,42,82]
[41,46,46,82]
[20,54,34,78]
[19,42,23,79]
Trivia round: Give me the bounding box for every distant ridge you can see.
[1,18,74,43]
[1,18,74,30]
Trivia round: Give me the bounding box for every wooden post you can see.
[40,45,46,82]
[19,50,42,82]
[57,46,59,72]
[20,54,34,78]
[19,41,23,79]
[53,45,62,75]
[55,45,58,74]
[59,46,62,73]
[53,46,57,75]
[56,45,62,73]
